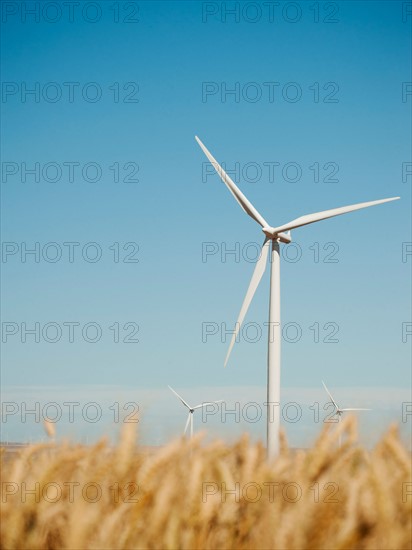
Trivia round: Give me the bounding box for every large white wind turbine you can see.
[322,380,371,447]
[195,135,399,460]
[168,385,223,439]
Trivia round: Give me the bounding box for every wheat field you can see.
[1,416,411,550]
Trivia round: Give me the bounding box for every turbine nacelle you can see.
[262,227,292,243]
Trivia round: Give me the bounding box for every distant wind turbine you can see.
[168,385,223,439]
[195,135,399,460]
[322,380,371,446]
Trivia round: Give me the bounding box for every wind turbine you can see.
[168,385,223,439]
[195,135,399,460]
[322,380,371,447]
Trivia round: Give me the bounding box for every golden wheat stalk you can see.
[1,417,411,550]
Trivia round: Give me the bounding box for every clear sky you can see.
[1,1,411,447]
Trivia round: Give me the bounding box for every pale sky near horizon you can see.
[1,1,411,446]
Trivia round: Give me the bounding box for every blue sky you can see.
[1,1,411,446]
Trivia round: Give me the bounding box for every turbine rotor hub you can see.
[262,227,292,243]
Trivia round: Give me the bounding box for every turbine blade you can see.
[168,385,191,410]
[340,408,371,411]
[195,136,269,228]
[193,400,224,410]
[183,413,191,435]
[322,380,339,410]
[272,197,400,233]
[224,238,270,367]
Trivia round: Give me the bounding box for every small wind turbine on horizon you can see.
[168,385,223,439]
[195,135,399,461]
[322,380,371,447]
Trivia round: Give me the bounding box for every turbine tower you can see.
[168,385,223,439]
[322,380,371,447]
[195,135,399,460]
